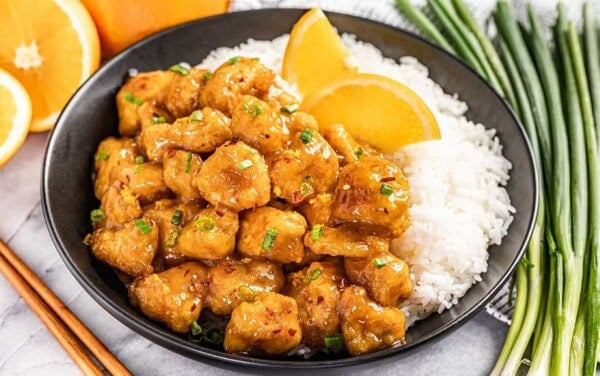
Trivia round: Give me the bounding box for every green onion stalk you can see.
[583,2,600,144]
[567,18,600,376]
[394,0,455,53]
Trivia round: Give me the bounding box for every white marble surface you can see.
[0,133,508,374]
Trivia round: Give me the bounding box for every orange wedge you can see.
[0,0,100,132]
[0,68,32,168]
[301,73,441,152]
[282,8,357,97]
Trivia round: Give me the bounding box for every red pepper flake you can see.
[317,296,324,304]
[264,134,271,139]
[184,268,191,277]
[265,307,275,317]
[290,191,304,203]
[383,207,389,214]
[215,209,225,217]
[190,303,197,312]
[380,177,396,182]
[272,329,282,334]
[288,328,297,337]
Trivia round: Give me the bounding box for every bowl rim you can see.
[41,8,539,369]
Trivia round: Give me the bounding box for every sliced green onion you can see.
[169,64,190,76]
[303,267,322,282]
[190,320,202,336]
[134,165,141,174]
[237,285,256,302]
[300,175,314,196]
[135,155,144,164]
[228,56,240,65]
[195,216,215,231]
[251,57,260,62]
[90,209,105,223]
[164,229,181,249]
[123,92,144,106]
[204,328,224,345]
[242,103,262,116]
[299,128,313,144]
[324,333,344,349]
[372,258,389,269]
[95,150,109,161]
[202,71,213,81]
[151,115,166,124]
[134,219,152,235]
[280,103,299,113]
[184,152,192,173]
[237,159,253,170]
[354,147,364,159]
[171,210,183,226]
[380,183,394,196]
[262,228,278,251]
[310,224,324,241]
[190,110,203,122]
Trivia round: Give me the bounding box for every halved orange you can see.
[0,68,32,168]
[282,7,357,97]
[0,0,100,132]
[301,73,441,152]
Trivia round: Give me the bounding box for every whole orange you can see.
[81,0,229,58]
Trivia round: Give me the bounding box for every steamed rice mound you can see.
[200,34,514,327]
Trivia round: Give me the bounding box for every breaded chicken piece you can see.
[338,285,406,356]
[285,261,346,347]
[129,262,208,333]
[93,137,138,200]
[206,257,284,315]
[237,206,307,264]
[90,217,158,277]
[224,292,302,355]
[196,141,270,211]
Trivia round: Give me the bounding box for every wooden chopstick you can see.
[0,239,132,376]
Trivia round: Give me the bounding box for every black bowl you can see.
[41,8,537,370]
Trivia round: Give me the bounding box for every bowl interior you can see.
[42,8,536,369]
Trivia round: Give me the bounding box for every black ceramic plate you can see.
[41,9,537,370]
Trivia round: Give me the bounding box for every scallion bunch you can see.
[395,0,600,374]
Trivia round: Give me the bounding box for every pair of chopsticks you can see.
[0,239,131,376]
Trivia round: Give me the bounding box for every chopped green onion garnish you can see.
[164,229,181,248]
[171,210,183,226]
[134,219,152,235]
[372,258,389,269]
[251,57,260,62]
[380,183,394,197]
[262,228,278,251]
[310,224,324,241]
[169,64,190,75]
[184,152,192,173]
[202,71,213,81]
[133,165,141,174]
[151,115,166,124]
[300,175,314,196]
[324,333,344,349]
[190,110,203,122]
[228,56,241,65]
[354,147,364,159]
[90,209,105,223]
[135,155,144,164]
[123,92,144,106]
[204,328,224,345]
[195,216,215,231]
[299,128,313,144]
[237,159,253,170]
[303,267,322,282]
[280,103,299,113]
[237,285,256,302]
[95,150,109,161]
[190,320,202,336]
[242,103,262,116]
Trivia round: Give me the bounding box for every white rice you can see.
[199,34,514,327]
